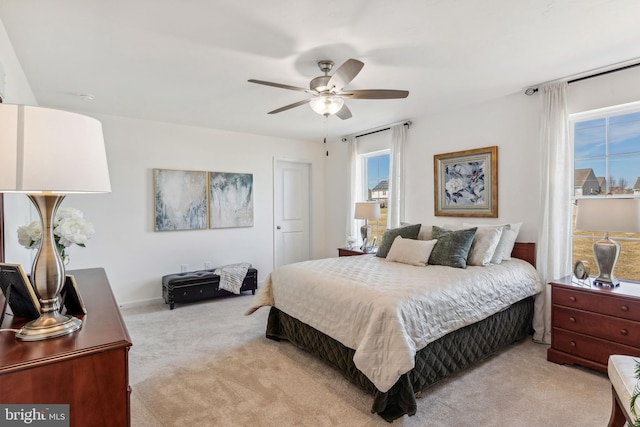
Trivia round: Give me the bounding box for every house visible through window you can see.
[364,151,389,245]
[571,103,640,281]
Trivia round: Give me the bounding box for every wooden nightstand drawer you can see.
[553,305,640,347]
[552,328,640,367]
[553,287,640,321]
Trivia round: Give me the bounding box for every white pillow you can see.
[385,236,438,267]
[465,226,503,266]
[464,222,522,263]
[494,222,521,262]
[417,225,433,240]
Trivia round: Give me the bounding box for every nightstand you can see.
[547,275,640,372]
[338,247,367,257]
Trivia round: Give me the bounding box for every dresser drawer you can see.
[553,287,640,321]
[553,305,640,347]
[552,328,640,366]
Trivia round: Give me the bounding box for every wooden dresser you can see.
[547,275,640,372]
[0,268,132,426]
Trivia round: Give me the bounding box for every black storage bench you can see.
[162,267,257,310]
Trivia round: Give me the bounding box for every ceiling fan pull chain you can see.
[325,116,329,157]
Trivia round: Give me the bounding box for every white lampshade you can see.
[354,202,381,220]
[576,198,640,233]
[0,104,111,194]
[309,95,344,116]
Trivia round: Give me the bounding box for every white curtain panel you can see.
[534,82,572,344]
[347,136,365,244]
[387,124,406,229]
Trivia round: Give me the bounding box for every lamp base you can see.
[16,312,82,341]
[360,224,371,253]
[592,236,621,288]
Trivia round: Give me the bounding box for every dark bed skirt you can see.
[265,296,534,422]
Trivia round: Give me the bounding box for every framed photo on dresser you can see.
[61,274,87,315]
[0,263,40,320]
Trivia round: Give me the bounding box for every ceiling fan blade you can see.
[248,79,309,93]
[335,104,352,120]
[268,99,311,114]
[327,59,364,91]
[341,89,409,99]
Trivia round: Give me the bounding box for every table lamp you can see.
[575,197,640,287]
[0,104,111,340]
[354,202,380,252]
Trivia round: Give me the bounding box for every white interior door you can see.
[274,160,310,268]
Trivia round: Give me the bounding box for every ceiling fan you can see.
[248,58,409,120]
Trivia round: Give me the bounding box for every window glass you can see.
[364,152,389,246]
[571,105,640,281]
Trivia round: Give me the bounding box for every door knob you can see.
[277,226,281,230]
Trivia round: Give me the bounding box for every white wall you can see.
[324,92,541,254]
[568,66,640,114]
[5,113,326,305]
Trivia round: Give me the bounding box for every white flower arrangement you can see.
[17,207,95,259]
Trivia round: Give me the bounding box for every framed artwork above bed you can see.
[434,145,498,217]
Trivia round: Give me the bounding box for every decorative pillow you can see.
[376,223,422,258]
[417,225,433,240]
[428,226,477,269]
[490,222,522,263]
[385,236,438,266]
[460,224,504,266]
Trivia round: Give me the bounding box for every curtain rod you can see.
[567,61,640,84]
[341,120,412,141]
[524,57,640,95]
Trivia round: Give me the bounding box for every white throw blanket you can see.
[215,263,251,294]
[246,255,541,393]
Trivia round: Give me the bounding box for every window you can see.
[362,150,389,245]
[571,103,640,281]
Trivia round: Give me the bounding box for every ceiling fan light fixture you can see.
[309,95,344,117]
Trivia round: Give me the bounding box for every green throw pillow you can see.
[428,226,478,268]
[376,223,422,258]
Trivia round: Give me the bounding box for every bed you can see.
[247,231,541,421]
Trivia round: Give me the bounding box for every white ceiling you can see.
[1,0,640,142]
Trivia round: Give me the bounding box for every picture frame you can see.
[0,263,41,320]
[209,172,254,229]
[154,169,209,231]
[60,274,87,315]
[434,146,498,217]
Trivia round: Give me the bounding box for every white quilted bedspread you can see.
[247,255,541,393]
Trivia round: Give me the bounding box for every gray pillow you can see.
[428,226,478,268]
[375,223,422,258]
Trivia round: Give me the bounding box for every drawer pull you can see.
[621,329,629,336]
[621,305,629,312]
[570,341,576,347]
[569,296,577,302]
[569,317,576,323]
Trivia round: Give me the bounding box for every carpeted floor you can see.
[122,294,611,427]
